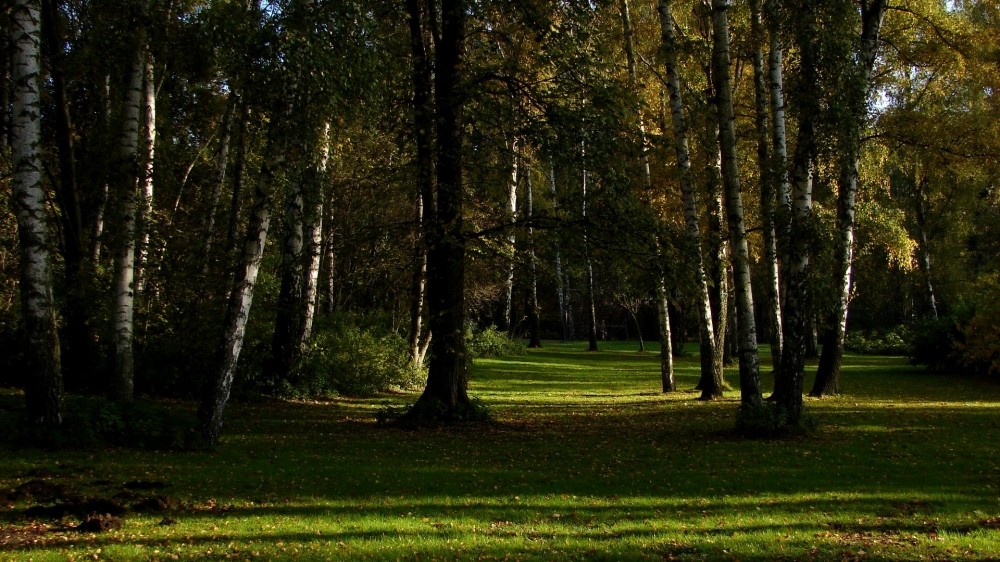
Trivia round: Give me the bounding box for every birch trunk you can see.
[111,34,145,402]
[42,0,98,389]
[658,0,717,387]
[913,175,939,319]
[300,123,329,344]
[198,130,284,445]
[582,140,599,352]
[700,76,729,399]
[657,276,675,392]
[526,169,542,348]
[549,159,569,342]
[134,50,155,296]
[813,0,888,397]
[711,0,763,407]
[12,0,63,425]
[203,90,236,270]
[774,1,819,423]
[269,158,307,384]
[406,0,433,364]
[225,101,250,252]
[501,139,518,332]
[751,0,782,373]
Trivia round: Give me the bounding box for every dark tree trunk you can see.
[409,0,471,416]
[526,172,542,349]
[42,0,99,391]
[407,0,434,364]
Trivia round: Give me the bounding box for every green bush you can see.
[7,397,192,450]
[907,317,966,373]
[844,326,910,356]
[294,316,425,397]
[466,326,526,358]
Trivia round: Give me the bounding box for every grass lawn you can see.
[2,341,999,560]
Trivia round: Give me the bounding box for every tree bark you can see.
[300,123,329,344]
[12,0,63,425]
[111,23,146,403]
[658,0,717,389]
[813,0,889,397]
[501,138,518,332]
[774,0,819,424]
[700,72,728,399]
[203,90,237,271]
[134,49,155,296]
[582,139,599,352]
[912,174,939,319]
[269,154,308,385]
[711,0,763,408]
[549,158,569,342]
[410,0,471,415]
[41,0,98,390]
[750,0,782,373]
[198,129,284,445]
[526,169,542,348]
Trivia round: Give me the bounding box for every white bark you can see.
[301,122,330,343]
[502,138,518,331]
[711,0,762,407]
[549,158,569,341]
[112,39,145,402]
[135,49,155,295]
[658,0,716,384]
[199,131,284,445]
[12,0,62,424]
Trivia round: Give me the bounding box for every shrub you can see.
[844,326,910,356]
[907,317,966,373]
[294,316,425,397]
[957,283,1000,377]
[466,326,526,358]
[7,397,192,450]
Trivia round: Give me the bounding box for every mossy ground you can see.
[1,341,998,560]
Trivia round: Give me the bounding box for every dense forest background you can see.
[2,0,998,442]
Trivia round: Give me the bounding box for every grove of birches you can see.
[1,0,997,445]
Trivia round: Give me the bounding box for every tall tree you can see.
[812,0,889,397]
[773,0,820,424]
[658,0,718,390]
[111,4,147,402]
[710,0,763,408]
[407,0,473,417]
[11,0,63,425]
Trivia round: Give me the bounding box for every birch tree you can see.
[11,0,62,425]
[111,10,147,402]
[812,0,889,397]
[710,0,763,408]
[658,0,718,390]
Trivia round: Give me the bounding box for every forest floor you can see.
[1,341,999,560]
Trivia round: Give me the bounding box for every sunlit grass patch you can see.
[1,342,999,560]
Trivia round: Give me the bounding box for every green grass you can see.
[2,341,999,560]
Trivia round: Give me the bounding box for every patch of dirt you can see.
[133,495,179,512]
[77,514,123,533]
[11,479,67,502]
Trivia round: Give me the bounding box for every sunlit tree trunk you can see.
[912,174,939,319]
[813,0,889,397]
[501,139,518,332]
[750,0,782,373]
[774,0,819,424]
[12,0,63,425]
[711,0,762,408]
[134,49,155,296]
[301,123,329,344]
[111,25,146,402]
[658,0,717,388]
[199,127,284,445]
